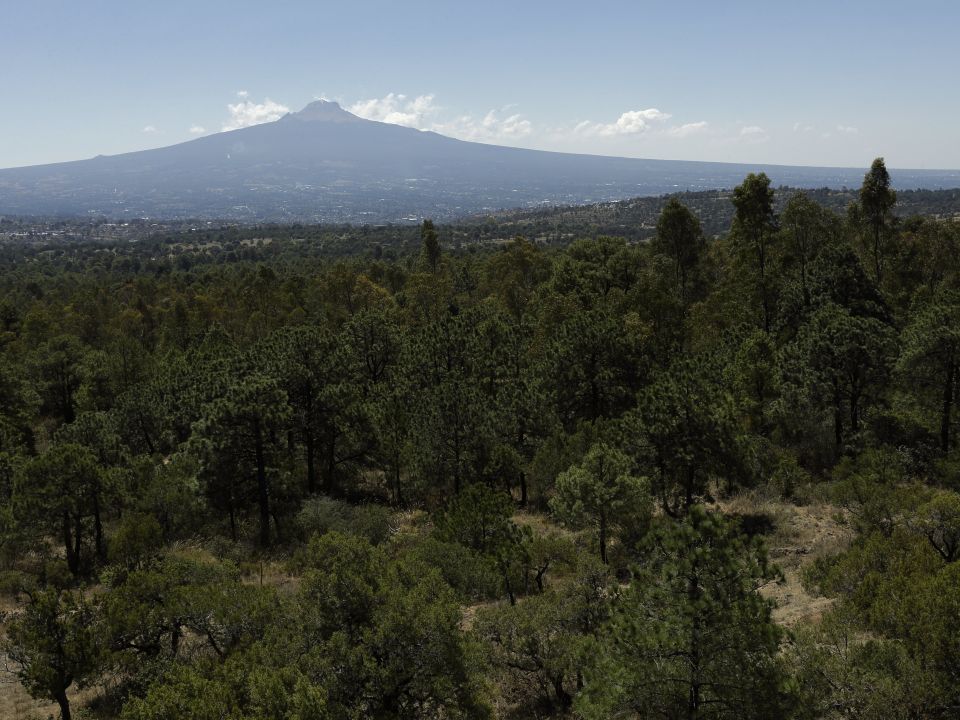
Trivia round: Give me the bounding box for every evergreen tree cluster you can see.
[2,160,960,718]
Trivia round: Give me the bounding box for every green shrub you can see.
[108,512,164,570]
[295,497,393,545]
[408,536,502,601]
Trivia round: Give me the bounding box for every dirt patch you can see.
[718,495,852,627]
[460,599,505,633]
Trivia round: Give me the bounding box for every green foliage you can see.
[780,303,896,453]
[15,443,108,575]
[912,489,960,561]
[788,607,949,720]
[288,532,490,718]
[896,287,960,451]
[797,525,960,716]
[435,484,530,603]
[779,191,835,311]
[4,175,960,719]
[858,157,897,285]
[409,536,504,601]
[731,172,778,332]
[190,373,290,545]
[578,508,791,719]
[653,197,705,303]
[550,442,650,564]
[295,496,394,545]
[473,553,615,715]
[625,357,745,515]
[421,219,442,273]
[108,512,164,570]
[4,588,101,720]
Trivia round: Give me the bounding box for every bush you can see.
[408,536,502,601]
[40,560,74,590]
[0,569,32,596]
[108,512,164,570]
[770,453,816,503]
[295,497,393,545]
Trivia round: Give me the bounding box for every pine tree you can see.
[578,508,790,719]
[859,157,897,285]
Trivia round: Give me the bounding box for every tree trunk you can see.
[761,288,771,335]
[599,514,608,565]
[834,387,844,450]
[942,361,955,453]
[873,225,883,286]
[60,370,75,425]
[137,412,156,455]
[850,392,861,435]
[93,493,104,561]
[73,515,82,574]
[535,564,548,593]
[452,429,462,495]
[324,435,337,496]
[305,433,316,494]
[254,421,270,547]
[758,232,770,334]
[503,563,516,606]
[590,375,600,421]
[687,565,702,720]
[394,460,403,507]
[518,469,527,508]
[63,512,78,575]
[553,676,573,708]
[54,687,71,720]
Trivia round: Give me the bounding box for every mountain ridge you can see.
[1,102,958,223]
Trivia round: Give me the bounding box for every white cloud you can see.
[837,124,859,135]
[188,125,206,135]
[348,93,439,128]
[576,108,671,137]
[142,125,158,134]
[323,93,732,148]
[793,122,814,133]
[222,96,290,131]
[437,110,533,142]
[668,121,708,138]
[348,92,533,142]
[739,125,769,143]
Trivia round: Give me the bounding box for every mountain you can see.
[1,100,958,223]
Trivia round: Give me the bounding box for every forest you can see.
[1,158,960,719]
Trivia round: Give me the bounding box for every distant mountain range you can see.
[1,100,958,223]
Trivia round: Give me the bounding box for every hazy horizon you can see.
[4,98,960,175]
[3,0,959,171]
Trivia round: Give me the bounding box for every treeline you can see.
[468,185,960,243]
[1,159,960,718]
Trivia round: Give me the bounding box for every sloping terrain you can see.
[2,101,957,223]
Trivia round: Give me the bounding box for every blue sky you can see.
[2,0,958,169]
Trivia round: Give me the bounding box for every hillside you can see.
[466,186,960,242]
[2,167,960,718]
[1,101,958,223]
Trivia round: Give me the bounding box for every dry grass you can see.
[512,511,577,539]
[718,492,852,627]
[0,652,101,720]
[460,598,505,633]
[0,496,852,718]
